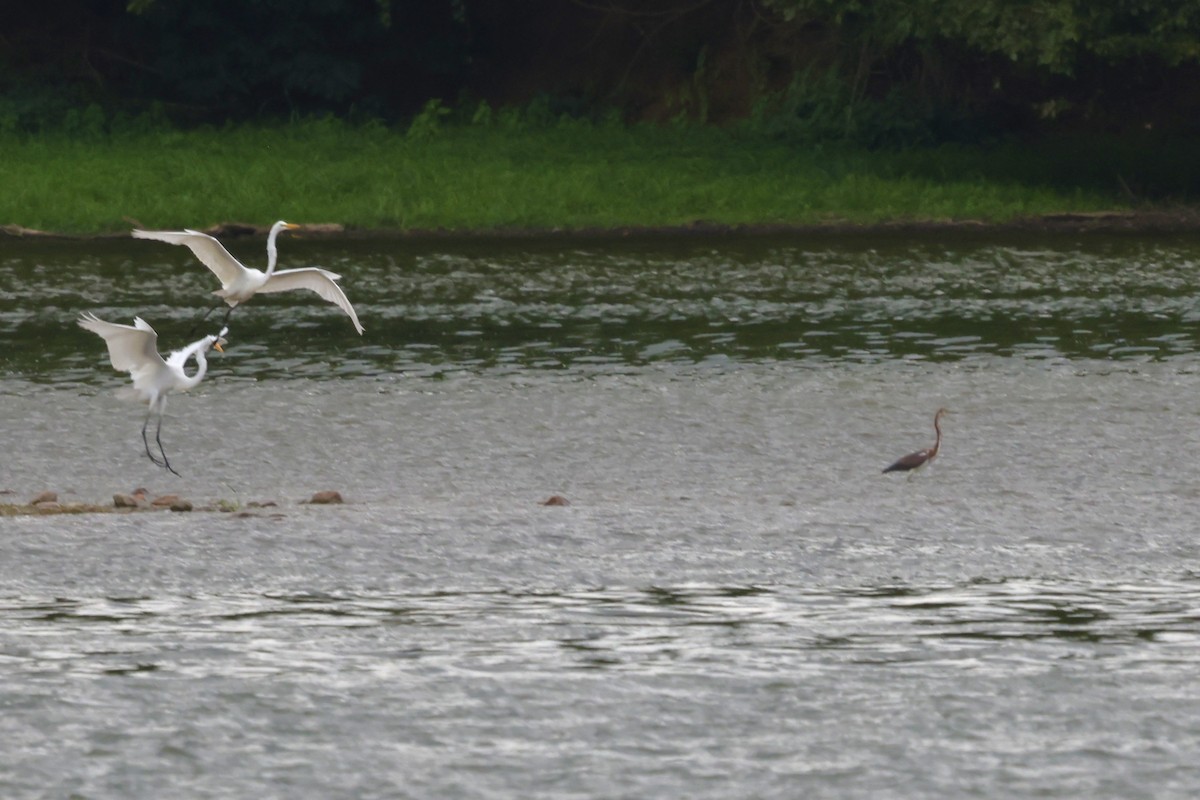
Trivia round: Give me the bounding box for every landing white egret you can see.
[78,312,228,476]
[132,220,364,334]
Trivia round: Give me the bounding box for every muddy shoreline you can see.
[6,210,1200,242]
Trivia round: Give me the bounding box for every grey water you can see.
[3,231,1200,798]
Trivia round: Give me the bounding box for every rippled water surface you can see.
[3,232,1200,798]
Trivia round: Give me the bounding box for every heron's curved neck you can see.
[931,414,943,454]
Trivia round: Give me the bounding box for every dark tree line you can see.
[4,0,468,122]
[5,0,1200,140]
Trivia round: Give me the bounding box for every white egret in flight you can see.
[132,220,364,334]
[78,312,228,476]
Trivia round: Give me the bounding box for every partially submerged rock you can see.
[2,502,114,516]
[6,489,277,517]
[113,493,143,508]
[306,490,344,505]
[2,488,335,516]
[203,221,345,238]
[0,224,51,237]
[541,494,570,506]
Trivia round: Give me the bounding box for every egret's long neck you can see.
[179,343,212,390]
[265,226,282,276]
[931,415,942,454]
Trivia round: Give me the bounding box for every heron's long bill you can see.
[214,342,225,353]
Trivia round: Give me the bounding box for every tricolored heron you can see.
[883,408,949,474]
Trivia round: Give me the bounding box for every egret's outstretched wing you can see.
[78,312,163,373]
[132,229,246,285]
[259,268,365,334]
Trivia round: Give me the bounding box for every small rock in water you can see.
[113,493,141,508]
[541,495,570,506]
[151,494,182,507]
[30,491,57,505]
[300,223,345,235]
[247,500,278,508]
[307,491,344,505]
[169,500,193,512]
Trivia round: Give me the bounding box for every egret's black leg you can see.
[219,304,236,330]
[142,414,166,467]
[155,415,181,477]
[187,302,223,337]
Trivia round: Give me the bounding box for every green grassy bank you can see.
[1,116,1192,235]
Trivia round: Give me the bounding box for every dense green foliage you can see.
[4,1,1200,140]
[8,1,1199,233]
[755,0,1200,138]
[5,111,1189,235]
[764,0,1200,70]
[3,0,467,125]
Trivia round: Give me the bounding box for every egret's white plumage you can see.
[132,220,364,334]
[78,312,227,475]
